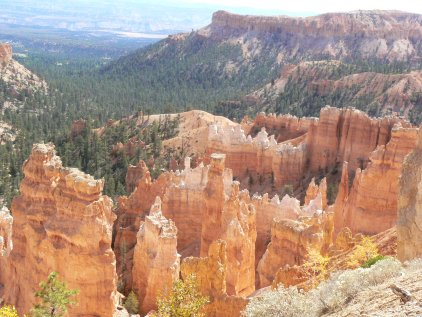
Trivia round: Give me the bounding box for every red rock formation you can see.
[207,107,407,194]
[248,112,311,142]
[116,152,256,298]
[201,154,256,296]
[397,125,422,261]
[0,143,118,316]
[245,193,301,266]
[273,227,397,288]
[0,43,12,66]
[305,177,327,210]
[125,160,147,194]
[114,164,170,292]
[181,240,248,317]
[207,123,307,190]
[249,61,422,117]
[272,265,307,289]
[335,125,417,235]
[161,157,212,257]
[132,197,180,314]
[306,107,409,174]
[211,11,422,61]
[257,212,333,288]
[0,207,12,257]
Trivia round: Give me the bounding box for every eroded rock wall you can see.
[132,197,180,314]
[306,107,408,174]
[114,163,170,292]
[335,125,417,235]
[181,240,248,317]
[257,211,333,288]
[0,43,12,66]
[1,143,118,316]
[0,207,12,257]
[207,107,407,193]
[201,154,256,296]
[247,112,312,142]
[397,125,422,261]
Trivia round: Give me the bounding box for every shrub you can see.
[361,255,386,268]
[315,257,401,313]
[0,306,20,317]
[124,291,139,315]
[242,258,402,317]
[282,184,294,196]
[242,286,320,317]
[156,274,209,317]
[31,272,78,317]
[302,248,330,287]
[347,236,379,268]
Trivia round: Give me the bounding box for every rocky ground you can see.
[327,263,422,317]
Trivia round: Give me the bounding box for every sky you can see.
[177,0,422,16]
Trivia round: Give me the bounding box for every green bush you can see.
[124,291,139,314]
[361,255,386,268]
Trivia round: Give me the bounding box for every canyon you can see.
[1,104,421,316]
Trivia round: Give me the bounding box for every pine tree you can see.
[31,272,78,317]
[123,291,139,315]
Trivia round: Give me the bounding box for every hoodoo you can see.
[0,144,118,316]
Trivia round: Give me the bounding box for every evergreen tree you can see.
[31,272,78,317]
[123,291,139,315]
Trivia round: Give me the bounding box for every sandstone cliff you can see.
[207,107,407,195]
[397,125,422,261]
[0,43,12,66]
[306,107,409,173]
[0,143,118,316]
[0,207,12,257]
[247,112,312,143]
[114,162,170,292]
[201,154,256,296]
[210,10,422,61]
[257,212,333,288]
[116,152,257,298]
[334,125,417,235]
[181,240,248,317]
[132,197,180,314]
[246,193,301,266]
[125,159,146,194]
[248,61,422,117]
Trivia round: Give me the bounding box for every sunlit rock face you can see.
[114,163,171,292]
[117,152,256,298]
[305,107,409,174]
[132,197,180,314]
[201,153,257,297]
[181,240,248,317]
[398,125,422,261]
[0,207,12,257]
[207,107,408,194]
[0,43,12,66]
[0,143,118,316]
[335,125,417,236]
[211,10,422,61]
[257,211,333,288]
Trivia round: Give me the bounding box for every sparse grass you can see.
[242,258,403,317]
